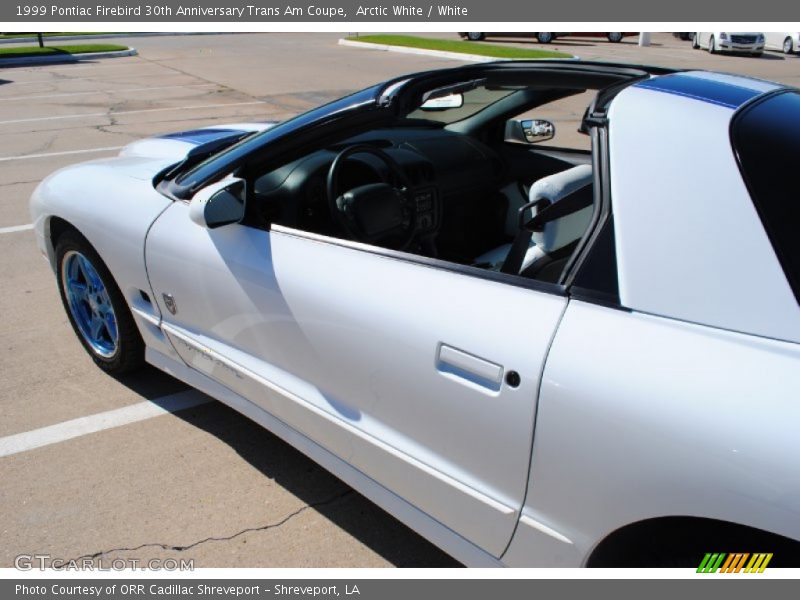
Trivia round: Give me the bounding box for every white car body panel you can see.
[505,301,800,566]
[609,76,800,344]
[146,346,503,566]
[29,71,800,566]
[144,200,569,557]
[30,123,275,360]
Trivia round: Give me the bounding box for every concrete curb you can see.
[0,32,228,45]
[0,47,137,67]
[338,38,577,63]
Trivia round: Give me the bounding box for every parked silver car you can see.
[693,32,765,56]
[764,32,800,54]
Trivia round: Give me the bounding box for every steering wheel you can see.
[326,145,417,250]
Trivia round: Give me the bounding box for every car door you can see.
[146,204,568,557]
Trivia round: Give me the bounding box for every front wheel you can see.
[56,230,144,374]
[536,32,554,44]
[708,35,716,53]
[466,32,484,41]
[692,33,700,49]
[784,37,794,54]
[607,32,623,43]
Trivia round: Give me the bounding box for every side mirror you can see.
[189,178,246,229]
[505,118,556,145]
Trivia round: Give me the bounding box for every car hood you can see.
[44,123,280,185]
[118,121,278,162]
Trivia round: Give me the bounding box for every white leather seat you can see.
[474,164,593,272]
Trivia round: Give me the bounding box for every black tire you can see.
[607,32,623,43]
[784,37,794,54]
[536,32,554,44]
[466,32,484,41]
[692,33,700,49]
[55,229,144,374]
[708,35,716,53]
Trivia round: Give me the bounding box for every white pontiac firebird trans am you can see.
[30,61,800,567]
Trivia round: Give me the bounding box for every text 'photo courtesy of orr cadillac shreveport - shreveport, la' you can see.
[16,33,800,567]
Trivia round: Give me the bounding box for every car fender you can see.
[504,300,800,566]
[30,156,177,356]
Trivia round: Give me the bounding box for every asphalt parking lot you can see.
[1,32,798,569]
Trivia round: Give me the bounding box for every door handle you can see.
[436,344,503,392]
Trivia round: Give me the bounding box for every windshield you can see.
[174,85,381,191]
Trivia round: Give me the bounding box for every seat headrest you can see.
[529,164,593,253]
[529,164,593,205]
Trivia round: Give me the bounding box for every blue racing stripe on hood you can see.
[159,128,245,145]
[634,74,762,109]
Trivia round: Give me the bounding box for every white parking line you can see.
[0,146,124,162]
[0,390,213,458]
[0,224,34,234]
[0,101,266,126]
[0,83,218,102]
[0,72,197,87]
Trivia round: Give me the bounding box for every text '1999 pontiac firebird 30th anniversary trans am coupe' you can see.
[30,60,800,567]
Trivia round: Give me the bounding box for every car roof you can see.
[627,71,785,112]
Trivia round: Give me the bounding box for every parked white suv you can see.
[764,32,799,54]
[693,32,765,56]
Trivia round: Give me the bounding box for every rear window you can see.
[731,90,800,303]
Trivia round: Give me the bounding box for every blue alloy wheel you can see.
[60,250,119,358]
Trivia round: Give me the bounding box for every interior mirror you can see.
[505,118,556,144]
[420,93,464,110]
[189,178,246,229]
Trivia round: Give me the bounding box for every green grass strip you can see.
[0,33,117,39]
[347,35,572,60]
[0,44,128,59]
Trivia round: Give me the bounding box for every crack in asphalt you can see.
[66,489,353,561]
[0,178,42,187]
[134,54,251,98]
[133,51,352,117]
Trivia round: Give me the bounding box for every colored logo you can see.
[697,553,773,573]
